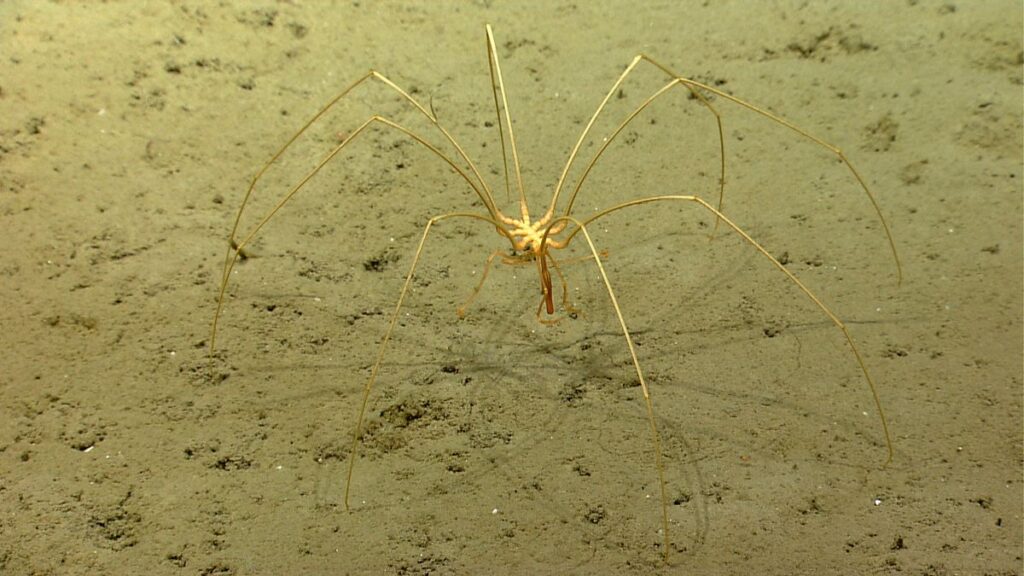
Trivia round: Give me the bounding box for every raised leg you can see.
[484,24,530,220]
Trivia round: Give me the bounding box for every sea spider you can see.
[210,25,899,562]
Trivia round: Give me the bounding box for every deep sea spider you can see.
[210,24,900,562]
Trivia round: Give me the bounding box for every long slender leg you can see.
[214,67,516,353]
[484,28,514,205]
[210,114,512,352]
[371,71,503,217]
[558,54,902,284]
[457,249,504,318]
[484,24,530,220]
[224,72,495,283]
[561,78,686,215]
[545,57,725,231]
[543,216,672,560]
[567,195,894,465]
[344,211,502,509]
[221,71,372,284]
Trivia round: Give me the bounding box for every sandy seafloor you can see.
[1,1,1021,574]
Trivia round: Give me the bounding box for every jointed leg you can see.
[210,114,510,352]
[484,24,530,220]
[458,249,508,318]
[640,55,901,282]
[547,53,901,284]
[225,70,498,255]
[544,216,672,560]
[344,211,502,509]
[567,195,894,465]
[210,63,524,354]
[561,77,716,219]
[546,57,726,233]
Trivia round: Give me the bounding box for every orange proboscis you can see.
[540,255,555,315]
